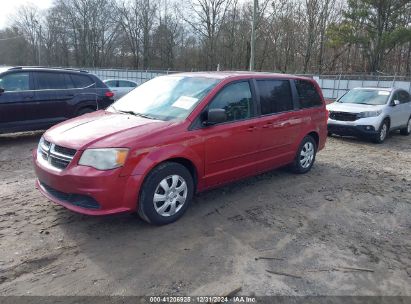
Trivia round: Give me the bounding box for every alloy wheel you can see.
[380,123,387,141]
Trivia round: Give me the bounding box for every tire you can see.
[373,119,389,143]
[400,117,411,136]
[77,107,95,116]
[138,162,194,225]
[291,135,317,174]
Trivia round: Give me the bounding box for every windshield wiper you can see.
[118,110,156,119]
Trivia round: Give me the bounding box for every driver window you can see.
[208,81,254,123]
[0,73,30,92]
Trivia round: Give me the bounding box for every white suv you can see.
[327,87,411,143]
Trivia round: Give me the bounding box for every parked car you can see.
[0,66,114,134]
[103,79,138,100]
[327,87,411,143]
[33,72,328,225]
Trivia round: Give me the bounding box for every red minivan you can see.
[33,72,327,225]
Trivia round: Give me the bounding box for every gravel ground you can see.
[0,131,410,296]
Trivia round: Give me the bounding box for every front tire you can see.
[138,162,194,225]
[291,135,317,174]
[373,120,389,143]
[400,117,411,136]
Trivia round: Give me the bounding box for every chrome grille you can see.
[38,138,77,170]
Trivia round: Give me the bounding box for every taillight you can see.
[105,91,114,98]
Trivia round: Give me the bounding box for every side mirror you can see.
[0,87,4,94]
[204,108,227,126]
[392,100,400,106]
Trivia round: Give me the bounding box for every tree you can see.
[331,0,411,73]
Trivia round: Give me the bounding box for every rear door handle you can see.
[262,122,273,128]
[24,95,34,100]
[247,126,258,132]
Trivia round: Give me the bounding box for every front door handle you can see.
[247,126,258,132]
[262,122,273,128]
[24,95,34,100]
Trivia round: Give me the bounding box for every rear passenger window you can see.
[36,72,67,90]
[256,80,293,114]
[208,81,254,122]
[70,74,94,88]
[295,80,322,108]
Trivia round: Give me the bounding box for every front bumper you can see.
[33,150,143,215]
[328,123,378,137]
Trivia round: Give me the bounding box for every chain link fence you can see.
[83,68,411,100]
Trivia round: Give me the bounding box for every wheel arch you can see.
[306,131,320,150]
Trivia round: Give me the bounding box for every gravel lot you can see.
[0,131,410,296]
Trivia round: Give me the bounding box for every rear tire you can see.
[138,162,194,225]
[291,135,317,174]
[373,120,389,143]
[400,117,411,136]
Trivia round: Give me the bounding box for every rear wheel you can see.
[138,162,194,225]
[400,117,411,136]
[77,107,95,116]
[291,135,317,174]
[373,120,389,143]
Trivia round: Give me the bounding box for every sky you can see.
[0,0,53,29]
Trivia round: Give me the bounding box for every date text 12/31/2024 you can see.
[149,296,257,303]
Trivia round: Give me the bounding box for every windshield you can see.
[338,89,390,105]
[108,76,220,121]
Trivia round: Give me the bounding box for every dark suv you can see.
[0,66,114,134]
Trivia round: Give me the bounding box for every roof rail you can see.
[7,66,89,73]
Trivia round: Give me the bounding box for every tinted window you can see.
[70,74,94,88]
[119,80,136,88]
[257,80,293,114]
[0,73,30,91]
[36,72,67,90]
[208,81,253,122]
[397,91,410,104]
[295,80,322,108]
[105,80,117,87]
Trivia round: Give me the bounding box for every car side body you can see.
[0,67,114,134]
[33,72,328,224]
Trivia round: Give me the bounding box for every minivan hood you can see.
[327,102,385,113]
[45,110,174,149]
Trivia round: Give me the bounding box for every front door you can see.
[200,81,261,188]
[0,71,37,132]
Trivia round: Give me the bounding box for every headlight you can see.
[79,148,129,170]
[358,110,382,118]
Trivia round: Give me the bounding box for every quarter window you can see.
[256,80,293,114]
[295,80,322,108]
[208,81,254,123]
[0,73,30,92]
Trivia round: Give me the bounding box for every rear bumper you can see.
[328,123,378,137]
[33,150,143,215]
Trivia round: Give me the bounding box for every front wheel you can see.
[138,162,194,225]
[373,120,389,143]
[291,135,317,174]
[400,117,411,136]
